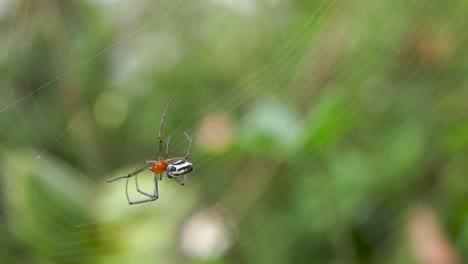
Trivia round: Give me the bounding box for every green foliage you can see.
[0,0,467,263]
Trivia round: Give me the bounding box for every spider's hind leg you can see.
[174,175,187,186]
[183,131,193,159]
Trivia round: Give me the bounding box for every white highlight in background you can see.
[180,208,233,259]
[210,0,258,16]
[0,0,13,18]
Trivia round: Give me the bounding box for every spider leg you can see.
[164,135,171,160]
[174,175,187,186]
[126,173,159,205]
[135,174,154,198]
[183,131,193,159]
[107,164,149,182]
[158,97,176,159]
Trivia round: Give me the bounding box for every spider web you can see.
[0,0,467,263]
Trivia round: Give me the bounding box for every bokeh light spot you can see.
[180,208,233,259]
[197,112,235,152]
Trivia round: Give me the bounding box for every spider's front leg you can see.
[107,164,149,182]
[135,174,155,198]
[126,173,159,205]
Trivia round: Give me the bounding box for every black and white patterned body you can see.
[166,159,193,178]
[107,97,195,205]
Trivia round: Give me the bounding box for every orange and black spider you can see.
[107,97,193,205]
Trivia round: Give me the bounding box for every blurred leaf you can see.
[304,94,361,153]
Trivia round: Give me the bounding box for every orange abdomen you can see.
[150,160,168,173]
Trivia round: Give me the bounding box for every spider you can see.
[107,97,193,205]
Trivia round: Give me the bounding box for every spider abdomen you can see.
[166,160,193,178]
[150,160,168,173]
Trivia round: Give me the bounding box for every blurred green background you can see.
[0,0,467,263]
